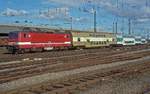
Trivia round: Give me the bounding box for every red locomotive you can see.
[7,31,72,53]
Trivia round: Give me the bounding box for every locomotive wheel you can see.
[10,48,18,54]
[21,49,25,54]
[12,50,16,54]
[18,49,25,54]
[38,48,44,52]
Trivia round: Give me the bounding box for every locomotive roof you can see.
[1,24,115,35]
[11,30,69,34]
[10,29,114,35]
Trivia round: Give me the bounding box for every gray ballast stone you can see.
[0,56,150,93]
[1,49,150,66]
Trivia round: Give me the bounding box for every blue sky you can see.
[0,0,150,36]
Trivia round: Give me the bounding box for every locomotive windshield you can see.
[9,32,18,39]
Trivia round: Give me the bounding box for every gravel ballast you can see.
[0,56,150,93]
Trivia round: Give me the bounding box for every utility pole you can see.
[147,28,149,39]
[121,0,124,34]
[70,17,73,31]
[146,0,148,7]
[117,0,119,8]
[48,8,50,16]
[113,22,115,33]
[115,22,118,34]
[94,10,97,32]
[82,1,97,32]
[128,18,131,35]
[115,0,119,34]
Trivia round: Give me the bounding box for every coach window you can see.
[87,39,90,43]
[78,38,81,42]
[92,41,94,45]
[95,42,97,45]
[97,41,99,44]
[112,38,115,42]
[103,41,105,44]
[99,41,101,44]
[107,39,109,42]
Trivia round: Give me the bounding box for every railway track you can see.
[0,46,145,69]
[0,45,149,68]
[0,44,149,62]
[0,47,150,84]
[4,55,150,94]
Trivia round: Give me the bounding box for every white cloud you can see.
[133,18,150,24]
[137,18,150,22]
[47,0,85,7]
[143,6,150,14]
[95,0,150,19]
[1,8,28,16]
[68,17,90,23]
[39,7,70,19]
[47,0,150,20]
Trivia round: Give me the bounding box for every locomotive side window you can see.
[24,33,30,38]
[9,32,18,39]
[65,35,70,38]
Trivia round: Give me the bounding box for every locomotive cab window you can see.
[65,35,70,38]
[23,33,31,38]
[23,34,28,38]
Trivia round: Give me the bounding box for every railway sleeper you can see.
[18,91,36,94]
[42,76,102,94]
[82,77,95,80]
[61,82,73,86]
[28,87,46,94]
[52,84,65,88]
[35,84,55,92]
